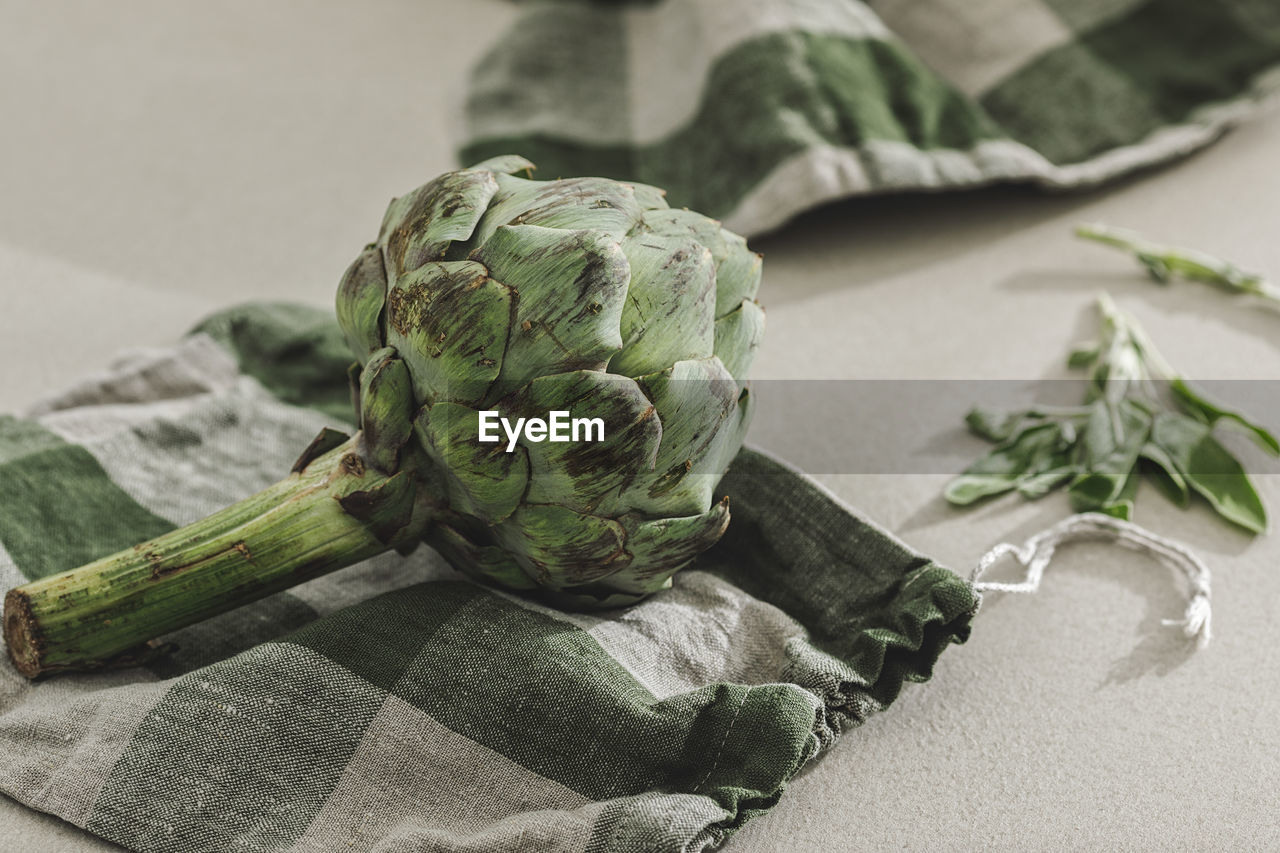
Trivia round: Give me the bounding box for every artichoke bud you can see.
[334,157,764,607]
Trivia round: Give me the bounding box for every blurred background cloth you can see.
[461,0,1280,235]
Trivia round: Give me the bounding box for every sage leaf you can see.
[1169,378,1280,455]
[945,422,1075,506]
[1068,344,1100,369]
[949,293,1274,533]
[1152,412,1267,533]
[1139,441,1190,507]
[1100,470,1140,520]
[1078,399,1152,474]
[1068,470,1127,513]
[1069,399,1151,512]
[1016,465,1077,499]
[965,407,1034,442]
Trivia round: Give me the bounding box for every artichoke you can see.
[4,156,764,676]
[338,154,763,606]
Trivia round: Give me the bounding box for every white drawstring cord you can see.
[971,512,1212,648]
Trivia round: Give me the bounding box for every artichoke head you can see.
[336,155,764,608]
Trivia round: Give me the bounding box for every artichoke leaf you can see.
[335,468,419,546]
[714,386,755,475]
[626,182,669,211]
[712,241,763,318]
[713,300,765,387]
[628,358,739,517]
[505,370,662,516]
[642,208,762,316]
[496,504,631,587]
[416,401,529,525]
[469,173,644,247]
[359,348,415,473]
[291,426,352,474]
[608,233,716,378]
[379,168,500,277]
[476,225,629,397]
[384,260,513,408]
[465,154,535,177]
[429,523,539,591]
[335,244,387,362]
[607,497,731,596]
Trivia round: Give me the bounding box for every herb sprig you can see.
[946,294,1277,533]
[1076,223,1280,304]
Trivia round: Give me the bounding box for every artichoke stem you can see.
[4,434,426,678]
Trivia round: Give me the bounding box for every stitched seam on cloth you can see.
[695,685,751,794]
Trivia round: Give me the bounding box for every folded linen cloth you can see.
[0,304,977,853]
[460,0,1280,236]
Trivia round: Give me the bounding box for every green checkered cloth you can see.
[0,304,977,853]
[461,0,1280,236]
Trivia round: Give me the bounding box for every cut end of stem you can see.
[4,588,42,679]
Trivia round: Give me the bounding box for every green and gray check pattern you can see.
[0,304,977,853]
[461,0,1280,236]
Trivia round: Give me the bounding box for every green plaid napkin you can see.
[461,0,1280,236]
[0,304,976,853]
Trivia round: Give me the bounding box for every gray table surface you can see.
[2,2,1278,850]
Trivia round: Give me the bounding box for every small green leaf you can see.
[1153,413,1267,533]
[1067,344,1100,369]
[1139,441,1190,507]
[945,423,1074,506]
[1170,378,1280,455]
[964,407,1035,442]
[1138,253,1171,283]
[1077,399,1151,477]
[1016,466,1077,499]
[1102,471,1139,520]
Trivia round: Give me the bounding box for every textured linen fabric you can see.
[459,0,1280,236]
[0,304,977,853]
